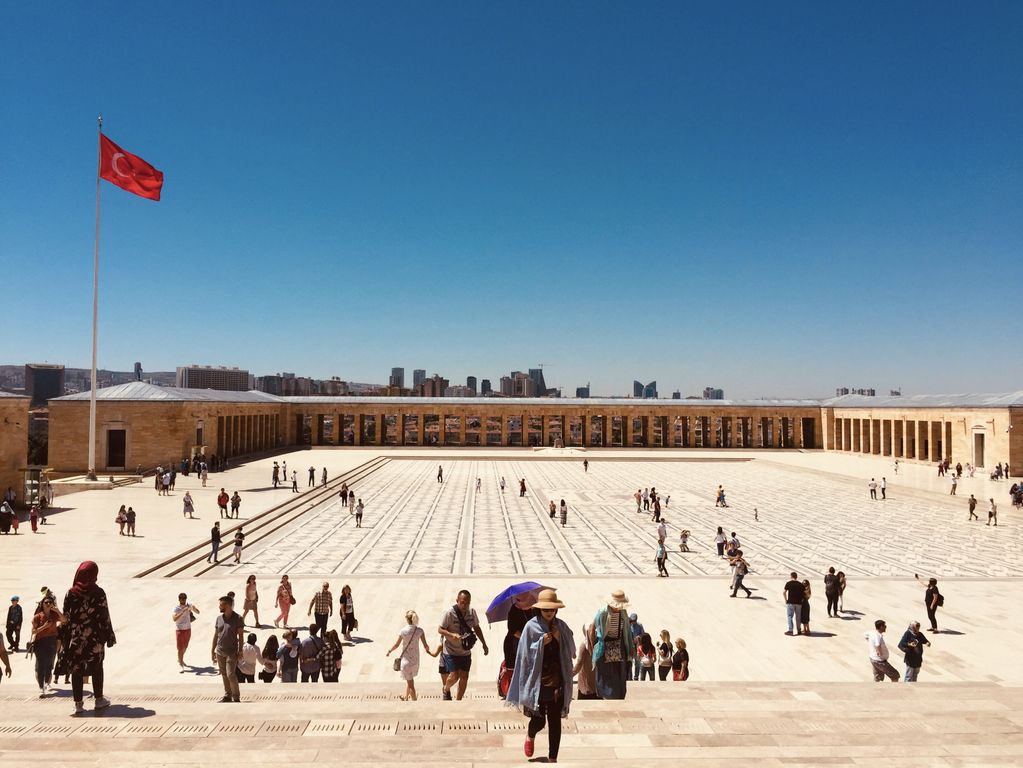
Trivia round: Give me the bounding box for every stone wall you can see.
[0,397,29,503]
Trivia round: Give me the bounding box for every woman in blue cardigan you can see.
[506,589,576,763]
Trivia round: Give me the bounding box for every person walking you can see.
[671,638,689,681]
[355,499,364,527]
[308,581,333,637]
[124,507,136,537]
[230,492,241,518]
[299,624,325,682]
[502,593,538,696]
[897,621,931,682]
[236,633,260,683]
[868,478,878,500]
[714,527,726,558]
[866,619,899,682]
[583,459,589,472]
[988,498,998,525]
[548,500,557,520]
[500,477,506,493]
[241,575,259,627]
[881,477,887,500]
[783,572,804,636]
[29,505,38,533]
[339,585,356,641]
[276,631,300,682]
[506,589,575,764]
[636,633,656,680]
[182,491,195,519]
[318,629,344,682]
[321,467,327,486]
[291,470,298,493]
[258,635,279,682]
[634,489,642,513]
[950,475,958,495]
[591,589,633,699]
[115,505,126,536]
[211,594,244,702]
[824,567,840,617]
[340,483,349,506]
[729,550,752,597]
[58,562,116,715]
[437,465,443,483]
[438,589,489,700]
[231,527,244,563]
[656,630,673,680]
[208,522,221,563]
[519,478,527,497]
[968,494,978,520]
[6,596,23,652]
[837,571,847,612]
[30,594,63,696]
[274,575,294,628]
[348,492,355,515]
[308,466,316,487]
[386,610,440,701]
[172,592,198,671]
[572,622,597,700]
[559,499,568,527]
[655,539,669,577]
[217,488,229,519]
[916,575,942,632]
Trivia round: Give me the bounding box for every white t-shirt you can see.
[865,630,888,662]
[237,642,261,675]
[173,602,194,630]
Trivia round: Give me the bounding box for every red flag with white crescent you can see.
[99,134,163,201]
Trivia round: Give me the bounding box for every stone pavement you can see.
[0,447,1020,764]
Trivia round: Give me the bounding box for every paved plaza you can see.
[0,448,1021,765]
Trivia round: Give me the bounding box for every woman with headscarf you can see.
[572,621,598,699]
[590,589,633,700]
[506,589,575,764]
[501,592,538,698]
[57,561,116,716]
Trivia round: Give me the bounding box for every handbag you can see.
[289,595,296,606]
[394,628,416,672]
[454,607,476,650]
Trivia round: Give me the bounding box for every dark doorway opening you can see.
[107,429,126,469]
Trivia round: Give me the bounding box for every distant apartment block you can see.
[176,365,250,392]
[575,384,590,398]
[703,387,724,400]
[634,380,657,399]
[25,363,65,406]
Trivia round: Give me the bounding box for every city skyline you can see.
[3,3,1021,397]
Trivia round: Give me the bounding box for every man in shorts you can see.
[438,589,489,700]
[172,592,199,670]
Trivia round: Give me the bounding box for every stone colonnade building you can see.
[44,383,1022,476]
[0,391,30,496]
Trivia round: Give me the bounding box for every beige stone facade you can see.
[39,386,1023,476]
[0,394,29,501]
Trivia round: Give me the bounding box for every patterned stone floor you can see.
[217,457,1019,578]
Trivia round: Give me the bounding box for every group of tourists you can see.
[0,563,115,716]
[0,500,44,534]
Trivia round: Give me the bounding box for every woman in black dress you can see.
[58,561,116,716]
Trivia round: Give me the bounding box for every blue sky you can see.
[2,2,1020,397]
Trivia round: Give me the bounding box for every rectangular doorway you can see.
[974,433,985,469]
[106,429,126,469]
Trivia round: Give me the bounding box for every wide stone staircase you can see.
[0,680,1020,765]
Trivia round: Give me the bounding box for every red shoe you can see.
[524,738,534,758]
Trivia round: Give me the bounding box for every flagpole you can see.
[86,114,102,481]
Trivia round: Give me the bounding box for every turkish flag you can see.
[99,134,163,201]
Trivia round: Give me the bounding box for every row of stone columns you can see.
[833,416,951,462]
[295,412,816,449]
[218,412,280,458]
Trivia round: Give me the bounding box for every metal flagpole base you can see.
[86,471,98,481]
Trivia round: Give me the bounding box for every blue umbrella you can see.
[486,581,552,624]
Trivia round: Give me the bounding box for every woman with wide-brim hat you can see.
[506,589,576,764]
[590,589,633,700]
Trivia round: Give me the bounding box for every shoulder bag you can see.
[454,607,477,650]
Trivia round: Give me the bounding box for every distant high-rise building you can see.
[889,389,901,397]
[466,376,477,395]
[480,379,492,396]
[134,362,143,381]
[176,365,250,391]
[671,390,681,400]
[528,368,548,396]
[499,376,513,396]
[25,364,65,406]
[575,384,590,399]
[417,375,449,398]
[634,380,657,399]
[389,367,405,388]
[835,387,851,397]
[703,387,724,400]
[256,374,283,395]
[852,388,876,397]
[412,369,427,388]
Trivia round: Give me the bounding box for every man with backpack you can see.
[438,590,489,700]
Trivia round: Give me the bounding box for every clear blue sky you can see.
[2,2,1020,398]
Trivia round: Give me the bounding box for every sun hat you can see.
[533,589,565,610]
[608,589,629,609]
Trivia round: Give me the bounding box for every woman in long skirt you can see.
[57,561,116,716]
[590,589,633,700]
[506,589,575,763]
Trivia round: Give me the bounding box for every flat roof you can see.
[826,392,1023,408]
[53,382,279,403]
